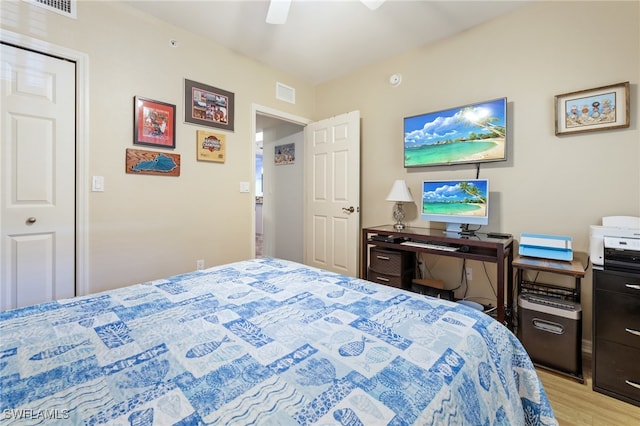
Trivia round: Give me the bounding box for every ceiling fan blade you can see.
[266,0,292,25]
[360,0,385,11]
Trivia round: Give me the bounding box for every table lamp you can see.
[386,179,413,230]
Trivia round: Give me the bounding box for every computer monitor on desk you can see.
[421,179,489,236]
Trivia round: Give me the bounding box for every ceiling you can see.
[126,0,530,85]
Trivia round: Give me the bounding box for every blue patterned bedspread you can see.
[0,258,556,425]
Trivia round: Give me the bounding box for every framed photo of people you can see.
[184,79,235,131]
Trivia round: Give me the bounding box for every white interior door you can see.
[304,111,360,276]
[0,43,76,311]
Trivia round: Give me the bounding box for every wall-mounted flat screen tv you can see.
[404,98,507,167]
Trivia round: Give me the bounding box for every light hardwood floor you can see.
[536,357,640,425]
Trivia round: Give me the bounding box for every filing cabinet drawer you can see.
[593,339,640,406]
[594,289,640,349]
[594,268,640,296]
[367,268,404,289]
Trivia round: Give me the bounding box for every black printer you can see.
[604,246,640,272]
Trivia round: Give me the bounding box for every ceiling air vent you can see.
[24,0,77,19]
[276,82,295,104]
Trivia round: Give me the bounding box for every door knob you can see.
[26,217,37,224]
[342,206,355,213]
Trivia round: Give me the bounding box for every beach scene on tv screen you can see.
[405,98,506,167]
[422,181,488,217]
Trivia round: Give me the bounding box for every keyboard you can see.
[400,241,459,252]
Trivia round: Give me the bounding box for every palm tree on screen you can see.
[459,182,486,203]
[458,107,505,138]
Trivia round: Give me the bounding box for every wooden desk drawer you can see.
[369,247,411,275]
[367,268,404,288]
[594,269,640,296]
[595,289,640,349]
[594,339,640,406]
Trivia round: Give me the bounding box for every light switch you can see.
[92,176,104,192]
[239,182,250,193]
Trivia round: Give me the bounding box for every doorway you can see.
[255,113,305,261]
[252,105,310,261]
[251,106,361,277]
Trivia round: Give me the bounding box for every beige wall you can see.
[1,1,316,293]
[315,1,639,344]
[2,1,639,344]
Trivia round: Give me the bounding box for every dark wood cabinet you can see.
[367,247,414,289]
[593,268,640,407]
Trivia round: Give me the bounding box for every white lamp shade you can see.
[385,180,413,202]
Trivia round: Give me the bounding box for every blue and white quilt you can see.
[0,258,557,425]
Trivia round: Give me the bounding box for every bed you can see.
[0,258,556,425]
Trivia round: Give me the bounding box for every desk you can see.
[361,225,515,326]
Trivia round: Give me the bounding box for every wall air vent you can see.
[24,0,77,19]
[276,82,295,104]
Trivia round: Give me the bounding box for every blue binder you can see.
[519,233,573,261]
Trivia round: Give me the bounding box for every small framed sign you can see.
[196,130,226,163]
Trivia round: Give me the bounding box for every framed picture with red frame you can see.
[133,96,176,148]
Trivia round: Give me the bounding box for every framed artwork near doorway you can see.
[184,79,235,131]
[133,96,176,148]
[196,130,226,163]
[275,143,295,165]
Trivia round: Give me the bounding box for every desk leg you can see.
[506,248,513,330]
[496,245,514,329]
[360,229,367,279]
[497,256,505,326]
